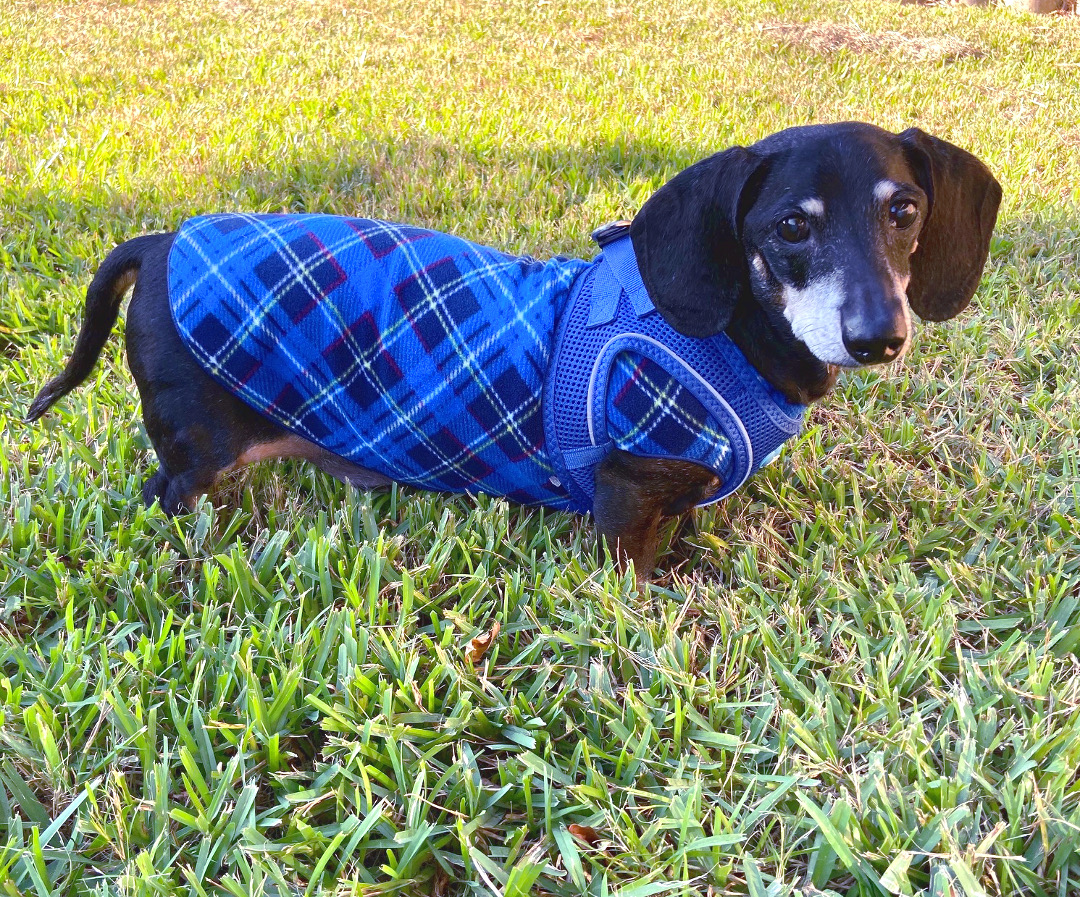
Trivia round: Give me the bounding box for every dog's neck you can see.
[725,303,839,406]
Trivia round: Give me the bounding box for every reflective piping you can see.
[586,333,624,446]
[585,331,755,496]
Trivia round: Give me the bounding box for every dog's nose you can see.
[842,332,906,365]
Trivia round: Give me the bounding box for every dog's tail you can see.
[26,233,171,422]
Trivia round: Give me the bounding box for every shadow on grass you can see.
[4,133,703,248]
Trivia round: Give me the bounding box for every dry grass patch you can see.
[760,20,984,61]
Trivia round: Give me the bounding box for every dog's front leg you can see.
[592,451,720,582]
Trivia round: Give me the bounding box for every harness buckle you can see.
[591,220,633,248]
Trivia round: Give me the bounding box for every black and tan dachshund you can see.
[28,122,1001,577]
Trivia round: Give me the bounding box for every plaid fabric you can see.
[169,213,587,507]
[607,353,735,481]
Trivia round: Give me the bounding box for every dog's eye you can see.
[776,215,810,243]
[889,200,918,229]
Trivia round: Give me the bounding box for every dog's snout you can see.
[842,331,906,365]
[841,279,909,365]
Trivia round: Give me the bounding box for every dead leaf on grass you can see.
[568,824,602,847]
[465,620,500,665]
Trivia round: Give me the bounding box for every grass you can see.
[2,0,1080,893]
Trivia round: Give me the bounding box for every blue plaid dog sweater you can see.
[168,214,807,514]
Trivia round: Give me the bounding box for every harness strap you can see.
[585,235,757,502]
[562,442,612,471]
[542,223,807,515]
[600,236,655,318]
[587,223,654,327]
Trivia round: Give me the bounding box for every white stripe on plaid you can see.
[608,353,734,477]
[169,214,587,498]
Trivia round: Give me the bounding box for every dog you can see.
[27,122,1001,577]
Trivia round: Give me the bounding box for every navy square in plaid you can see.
[467,366,543,463]
[267,383,334,443]
[407,427,494,490]
[254,232,347,324]
[394,257,481,352]
[189,315,262,387]
[322,311,405,411]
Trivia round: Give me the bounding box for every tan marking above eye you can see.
[874,180,902,203]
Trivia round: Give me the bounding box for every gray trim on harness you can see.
[581,241,758,502]
[581,331,755,503]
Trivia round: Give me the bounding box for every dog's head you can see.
[629,122,1002,367]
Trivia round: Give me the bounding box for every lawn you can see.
[2,0,1080,894]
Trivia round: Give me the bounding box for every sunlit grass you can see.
[2,0,1080,894]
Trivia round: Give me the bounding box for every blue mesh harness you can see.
[543,226,807,513]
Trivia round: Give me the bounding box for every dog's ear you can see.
[899,128,1002,322]
[629,147,768,338]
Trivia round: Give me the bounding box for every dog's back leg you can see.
[147,430,392,515]
[106,232,390,514]
[123,235,283,513]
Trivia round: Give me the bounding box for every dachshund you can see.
[27,122,1001,577]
